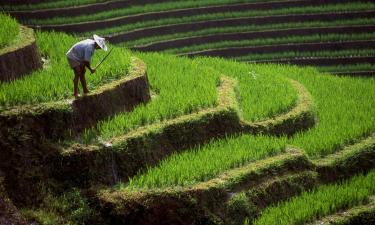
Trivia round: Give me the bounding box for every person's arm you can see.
[83,61,95,74]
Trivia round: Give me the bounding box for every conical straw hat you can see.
[93,34,108,51]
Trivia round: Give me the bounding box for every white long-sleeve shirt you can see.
[66,39,95,62]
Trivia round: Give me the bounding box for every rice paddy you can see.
[0,13,19,49]
[83,2,375,37]
[1,0,107,11]
[0,31,131,107]
[2,0,375,224]
[253,169,375,225]
[166,33,375,54]
[124,18,375,48]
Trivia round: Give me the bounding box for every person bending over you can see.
[66,34,107,98]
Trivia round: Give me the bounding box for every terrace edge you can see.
[0,26,42,82]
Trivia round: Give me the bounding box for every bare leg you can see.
[73,67,81,98]
[79,65,89,94]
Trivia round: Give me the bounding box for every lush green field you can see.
[24,0,292,25]
[252,170,375,225]
[233,49,375,62]
[318,63,375,73]
[117,58,375,189]
[0,31,131,107]
[84,53,221,141]
[125,134,287,189]
[165,33,375,54]
[82,2,374,36]
[83,52,297,142]
[2,0,106,11]
[0,13,19,49]
[125,18,375,48]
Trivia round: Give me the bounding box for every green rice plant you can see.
[318,63,375,72]
[196,57,298,122]
[233,49,375,62]
[165,33,375,54]
[286,65,375,157]
[82,51,297,142]
[84,52,220,141]
[118,57,375,189]
[253,170,375,225]
[25,0,292,25]
[0,31,131,107]
[1,0,106,11]
[0,13,19,49]
[82,2,375,36]
[124,134,287,189]
[123,18,375,48]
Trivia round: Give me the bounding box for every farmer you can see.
[66,34,107,98]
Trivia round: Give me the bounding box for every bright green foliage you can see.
[253,170,375,225]
[83,2,375,36]
[120,59,375,189]
[233,49,375,62]
[165,33,375,54]
[124,135,287,189]
[25,0,289,25]
[196,57,297,122]
[318,63,375,73]
[83,52,297,142]
[124,18,375,48]
[0,13,19,49]
[0,31,131,107]
[287,66,375,156]
[87,52,220,140]
[2,0,106,11]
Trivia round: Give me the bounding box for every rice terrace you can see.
[0,0,375,224]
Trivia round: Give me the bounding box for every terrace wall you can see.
[0,58,150,204]
[0,26,42,82]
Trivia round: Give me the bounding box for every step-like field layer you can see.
[113,59,374,189]
[253,170,375,225]
[26,1,373,31]
[309,196,375,225]
[1,0,107,11]
[174,34,375,55]
[0,31,131,106]
[126,19,375,49]
[98,135,375,224]
[0,14,41,82]
[0,13,19,48]
[0,57,149,140]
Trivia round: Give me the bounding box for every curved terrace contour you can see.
[0,26,41,82]
[0,57,150,139]
[97,134,375,225]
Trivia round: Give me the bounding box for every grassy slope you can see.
[83,2,375,36]
[124,18,375,48]
[166,33,375,54]
[25,0,289,25]
[82,52,297,142]
[2,0,106,11]
[120,57,375,189]
[253,169,375,225]
[0,13,19,49]
[0,31,131,107]
[84,52,221,141]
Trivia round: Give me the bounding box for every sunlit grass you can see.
[123,18,375,48]
[81,2,375,36]
[0,13,19,49]
[0,31,131,107]
[253,170,375,225]
[166,33,375,54]
[124,134,287,189]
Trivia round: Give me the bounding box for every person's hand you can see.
[90,68,96,74]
